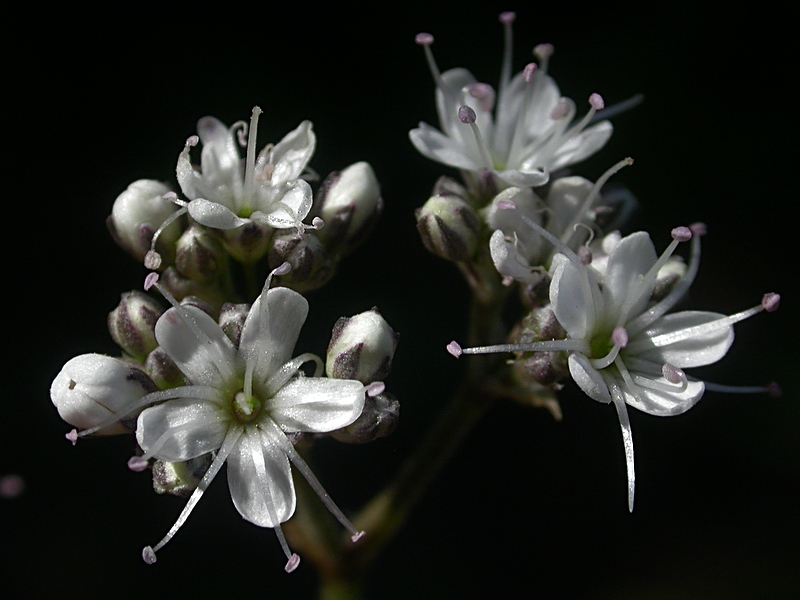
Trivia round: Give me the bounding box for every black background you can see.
[5,3,798,599]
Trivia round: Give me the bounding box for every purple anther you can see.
[578,246,593,265]
[497,199,517,210]
[415,33,434,45]
[499,11,516,24]
[65,429,78,446]
[186,135,199,147]
[689,222,708,236]
[127,456,149,472]
[762,292,780,312]
[161,191,178,202]
[446,341,463,358]
[273,261,292,277]
[351,531,366,543]
[142,546,157,565]
[468,83,495,112]
[534,43,554,59]
[144,272,160,291]
[458,105,477,124]
[523,62,537,83]
[612,327,629,348]
[366,381,386,397]
[144,250,162,271]
[312,216,324,229]
[662,363,686,385]
[670,226,692,242]
[285,553,301,573]
[766,382,782,398]
[589,93,605,110]
[550,98,569,120]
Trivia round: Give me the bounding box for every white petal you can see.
[626,370,705,416]
[409,123,481,171]
[268,377,365,433]
[136,398,229,462]
[494,167,549,188]
[550,121,613,172]
[240,287,309,385]
[550,257,592,339]
[227,428,295,527]
[269,120,316,186]
[603,231,657,320]
[489,229,538,284]
[436,68,478,137]
[187,198,249,230]
[197,116,243,188]
[630,310,734,368]
[259,180,313,228]
[568,353,611,403]
[545,176,595,237]
[155,306,238,388]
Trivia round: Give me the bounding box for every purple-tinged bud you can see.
[331,392,400,444]
[221,219,273,264]
[108,290,164,361]
[268,230,335,294]
[174,224,225,282]
[327,308,398,384]
[316,162,383,257]
[107,180,183,265]
[509,306,569,388]
[219,302,251,347]
[145,346,186,389]
[151,455,213,498]
[50,354,157,435]
[416,194,481,262]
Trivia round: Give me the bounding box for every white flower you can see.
[449,225,780,510]
[409,13,613,190]
[177,106,316,231]
[65,267,375,572]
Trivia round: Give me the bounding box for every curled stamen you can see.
[662,363,687,385]
[458,106,495,170]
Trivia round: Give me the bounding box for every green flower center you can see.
[232,390,263,423]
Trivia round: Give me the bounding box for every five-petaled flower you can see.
[409,13,613,192]
[449,224,780,511]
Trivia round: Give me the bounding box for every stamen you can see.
[145,193,188,270]
[415,33,445,91]
[662,363,687,385]
[128,456,149,472]
[458,106,495,170]
[589,93,605,111]
[467,83,496,112]
[591,327,628,369]
[450,338,590,356]
[704,381,782,397]
[284,553,301,573]
[606,370,636,512]
[366,381,385,396]
[498,12,516,96]
[590,93,645,124]
[243,106,263,202]
[533,43,554,75]
[446,341,463,358]
[65,429,78,445]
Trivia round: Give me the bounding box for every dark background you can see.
[5,3,797,598]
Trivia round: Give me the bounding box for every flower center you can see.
[232,391,263,423]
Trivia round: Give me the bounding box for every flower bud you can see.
[108,290,164,361]
[145,346,186,389]
[152,455,213,498]
[50,354,157,434]
[221,220,273,264]
[175,224,225,282]
[316,162,383,256]
[509,306,569,387]
[219,302,251,347]
[107,180,181,263]
[416,194,480,262]
[268,231,335,293]
[331,392,400,444]
[326,308,398,383]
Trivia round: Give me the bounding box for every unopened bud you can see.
[510,306,569,386]
[152,455,213,498]
[221,220,273,264]
[108,291,164,361]
[331,392,400,444]
[145,346,186,389]
[416,195,481,262]
[327,308,398,383]
[50,354,157,434]
[316,162,383,256]
[107,180,182,263]
[268,231,335,293]
[219,302,251,347]
[175,224,225,282]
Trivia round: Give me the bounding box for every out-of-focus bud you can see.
[331,392,400,444]
[219,302,250,347]
[268,231,335,293]
[416,194,480,262]
[50,354,157,434]
[152,455,213,498]
[316,162,383,256]
[431,175,469,199]
[107,180,181,264]
[108,290,164,361]
[326,308,398,383]
[175,224,225,282]
[221,220,273,264]
[145,346,186,389]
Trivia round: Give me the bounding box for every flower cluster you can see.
[52,109,398,571]
[412,12,781,510]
